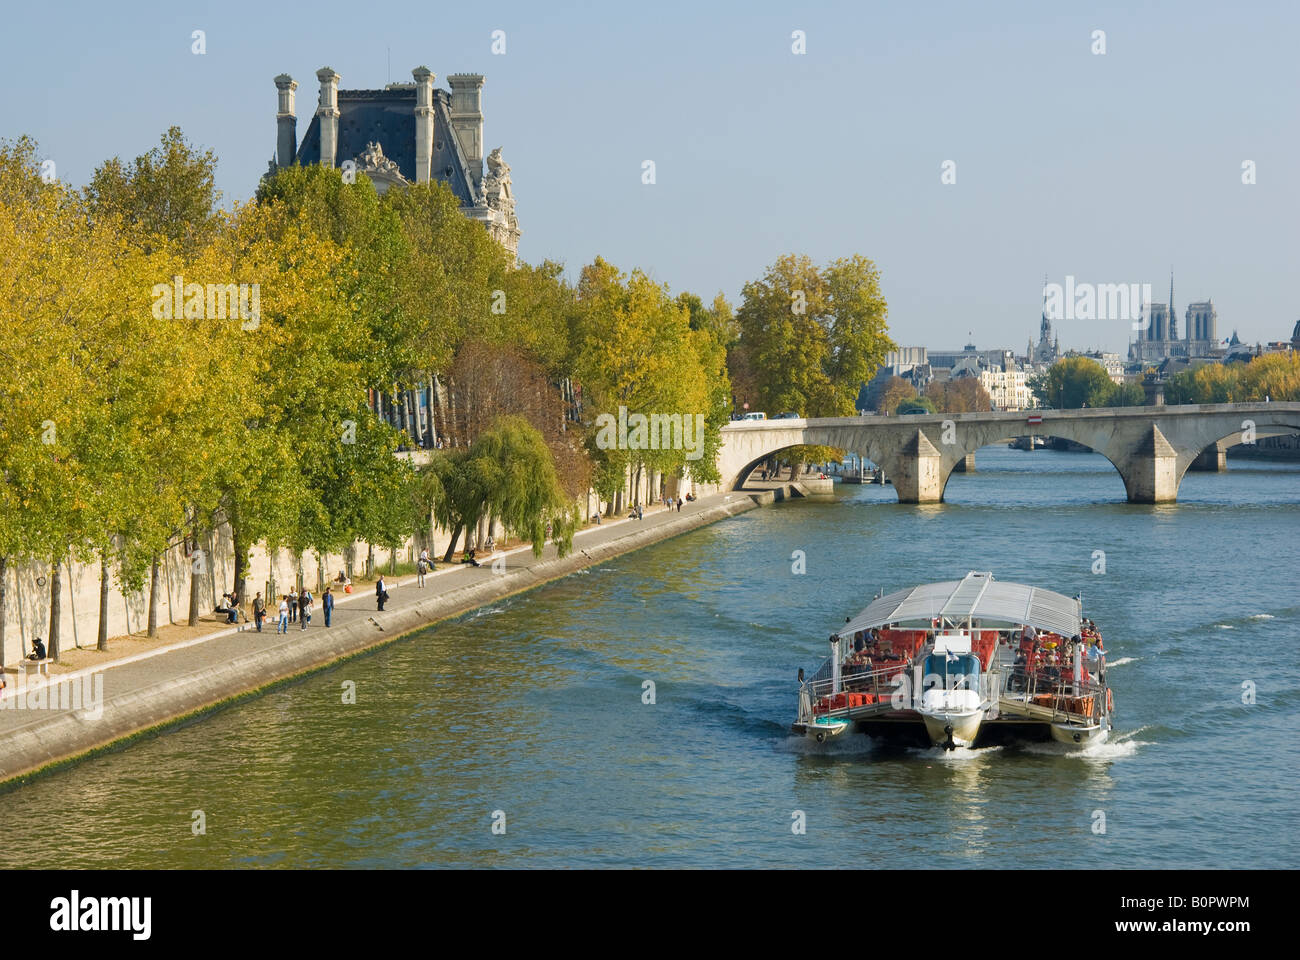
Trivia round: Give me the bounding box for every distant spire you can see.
[1168,269,1177,341]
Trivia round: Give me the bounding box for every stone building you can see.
[269,66,519,257]
[1130,275,1220,363]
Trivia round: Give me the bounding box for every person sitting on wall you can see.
[463,548,481,568]
[29,637,47,661]
[215,593,238,624]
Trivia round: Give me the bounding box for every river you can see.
[2,446,1297,868]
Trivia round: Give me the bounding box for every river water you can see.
[2,447,1297,868]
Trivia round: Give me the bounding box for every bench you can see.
[20,658,52,678]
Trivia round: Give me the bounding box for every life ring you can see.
[815,731,826,743]
[1106,688,1114,712]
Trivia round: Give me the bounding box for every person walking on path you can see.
[636,503,643,521]
[299,587,313,630]
[277,596,290,634]
[676,497,682,512]
[418,548,430,587]
[323,587,334,627]
[376,574,388,611]
[288,591,298,624]
[252,592,266,632]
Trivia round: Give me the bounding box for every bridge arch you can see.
[715,403,1300,504]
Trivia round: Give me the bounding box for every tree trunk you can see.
[448,376,460,446]
[147,554,160,638]
[0,555,7,670]
[366,543,375,578]
[442,523,463,563]
[232,524,248,607]
[48,558,62,661]
[187,527,202,627]
[97,547,111,651]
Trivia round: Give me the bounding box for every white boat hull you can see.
[921,709,984,748]
[803,717,851,743]
[1049,722,1109,747]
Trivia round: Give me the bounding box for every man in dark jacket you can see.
[29,637,47,661]
[376,575,388,611]
[322,587,334,627]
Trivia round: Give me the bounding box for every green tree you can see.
[1028,357,1114,409]
[734,253,893,418]
[85,126,221,254]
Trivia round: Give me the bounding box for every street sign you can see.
[1027,414,1043,425]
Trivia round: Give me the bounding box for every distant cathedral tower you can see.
[1033,277,1061,365]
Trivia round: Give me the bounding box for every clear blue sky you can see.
[3,0,1296,354]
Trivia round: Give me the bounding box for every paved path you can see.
[0,491,764,783]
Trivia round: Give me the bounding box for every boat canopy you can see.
[836,572,1081,640]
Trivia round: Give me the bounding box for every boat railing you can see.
[805,661,912,715]
[1002,664,1106,723]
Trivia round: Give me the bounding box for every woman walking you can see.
[277,595,290,634]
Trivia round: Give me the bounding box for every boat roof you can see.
[836,572,1082,639]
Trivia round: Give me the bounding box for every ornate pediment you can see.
[353,141,407,192]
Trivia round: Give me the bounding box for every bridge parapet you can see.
[717,402,1300,504]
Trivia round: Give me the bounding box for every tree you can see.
[426,417,577,561]
[1104,380,1146,407]
[897,397,938,415]
[733,253,894,418]
[877,376,917,414]
[1028,357,1114,409]
[572,258,718,509]
[1166,354,1300,404]
[85,126,221,254]
[926,377,993,413]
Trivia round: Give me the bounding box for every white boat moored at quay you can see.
[791,571,1114,751]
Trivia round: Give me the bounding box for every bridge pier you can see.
[1189,442,1227,472]
[892,430,944,503]
[1121,424,1179,503]
[952,452,976,473]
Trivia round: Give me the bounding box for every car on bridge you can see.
[772,411,802,419]
[741,411,767,421]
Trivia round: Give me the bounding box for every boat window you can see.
[924,653,979,689]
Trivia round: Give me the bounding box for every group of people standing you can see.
[248,587,336,634]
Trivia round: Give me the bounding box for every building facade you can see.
[1129,275,1220,363]
[269,66,519,257]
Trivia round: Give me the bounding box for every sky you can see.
[3,0,1297,355]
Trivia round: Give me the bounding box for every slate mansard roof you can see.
[295,86,477,204]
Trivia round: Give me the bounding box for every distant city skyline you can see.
[4,0,1296,354]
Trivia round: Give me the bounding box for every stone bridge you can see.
[717,403,1300,503]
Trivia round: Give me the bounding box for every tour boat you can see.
[791,572,1113,750]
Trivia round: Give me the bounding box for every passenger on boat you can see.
[1010,652,1028,691]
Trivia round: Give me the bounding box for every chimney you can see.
[274,74,298,168]
[447,73,485,187]
[412,66,435,184]
[316,67,341,169]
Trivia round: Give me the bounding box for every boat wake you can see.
[905,743,1005,763]
[1021,724,1153,759]
[1107,656,1138,668]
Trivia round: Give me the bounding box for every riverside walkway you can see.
[0,491,775,784]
